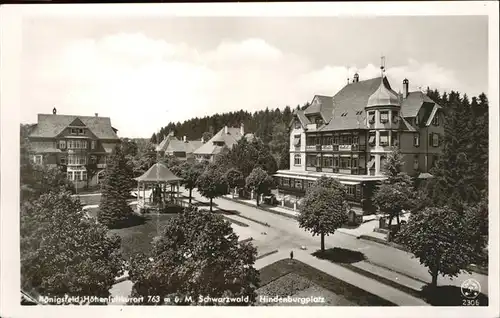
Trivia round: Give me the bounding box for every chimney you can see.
[95,113,98,117]
[353,73,359,83]
[52,107,57,115]
[183,136,187,142]
[224,126,228,134]
[240,123,244,136]
[403,78,409,99]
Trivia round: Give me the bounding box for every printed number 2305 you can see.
[463,299,480,306]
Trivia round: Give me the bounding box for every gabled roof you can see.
[135,162,182,183]
[308,77,384,132]
[331,77,389,114]
[319,116,369,132]
[289,109,310,128]
[399,116,417,132]
[193,126,244,155]
[302,76,440,132]
[401,91,438,118]
[165,139,203,154]
[425,104,442,126]
[304,95,335,122]
[156,133,179,152]
[29,114,119,139]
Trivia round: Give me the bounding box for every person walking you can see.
[290,251,294,260]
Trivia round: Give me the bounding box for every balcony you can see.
[315,144,322,151]
[306,145,316,151]
[312,167,367,175]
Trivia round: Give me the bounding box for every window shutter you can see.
[429,133,433,146]
[437,134,441,147]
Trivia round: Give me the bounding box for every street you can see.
[183,188,489,295]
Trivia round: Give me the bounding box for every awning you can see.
[293,137,301,146]
[274,174,317,181]
[367,160,375,168]
[368,136,375,144]
[340,181,361,185]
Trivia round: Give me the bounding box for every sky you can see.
[19,14,488,138]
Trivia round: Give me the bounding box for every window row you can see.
[368,111,399,124]
[67,170,87,181]
[59,140,97,150]
[67,155,87,165]
[412,133,441,147]
[306,155,364,168]
[306,134,360,146]
[368,132,399,146]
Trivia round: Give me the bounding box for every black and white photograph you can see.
[1,2,498,318]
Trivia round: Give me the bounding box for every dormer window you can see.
[71,128,84,135]
[380,111,389,123]
[59,140,66,149]
[392,111,399,123]
[368,111,375,124]
[432,114,439,126]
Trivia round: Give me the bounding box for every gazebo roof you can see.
[135,162,182,183]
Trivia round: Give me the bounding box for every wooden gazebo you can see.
[135,162,183,213]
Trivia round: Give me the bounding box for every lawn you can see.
[257,259,395,306]
[108,214,177,260]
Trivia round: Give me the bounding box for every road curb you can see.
[220,196,298,220]
[256,249,279,260]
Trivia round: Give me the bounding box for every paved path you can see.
[256,250,428,306]
[183,188,488,295]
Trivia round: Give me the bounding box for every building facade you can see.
[156,132,203,162]
[28,108,120,189]
[274,73,444,213]
[193,124,255,162]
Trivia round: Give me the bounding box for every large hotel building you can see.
[273,71,444,214]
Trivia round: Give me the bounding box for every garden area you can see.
[257,259,395,306]
[108,213,177,260]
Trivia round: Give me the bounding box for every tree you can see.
[298,176,349,252]
[179,161,204,205]
[373,147,416,239]
[84,162,99,189]
[426,92,481,211]
[225,138,277,178]
[202,131,214,143]
[150,133,158,144]
[224,168,244,198]
[21,191,123,302]
[395,206,476,289]
[277,145,290,170]
[128,208,259,305]
[197,164,227,212]
[131,142,157,177]
[245,167,273,206]
[98,146,135,228]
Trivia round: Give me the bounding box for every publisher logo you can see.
[461,279,481,299]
